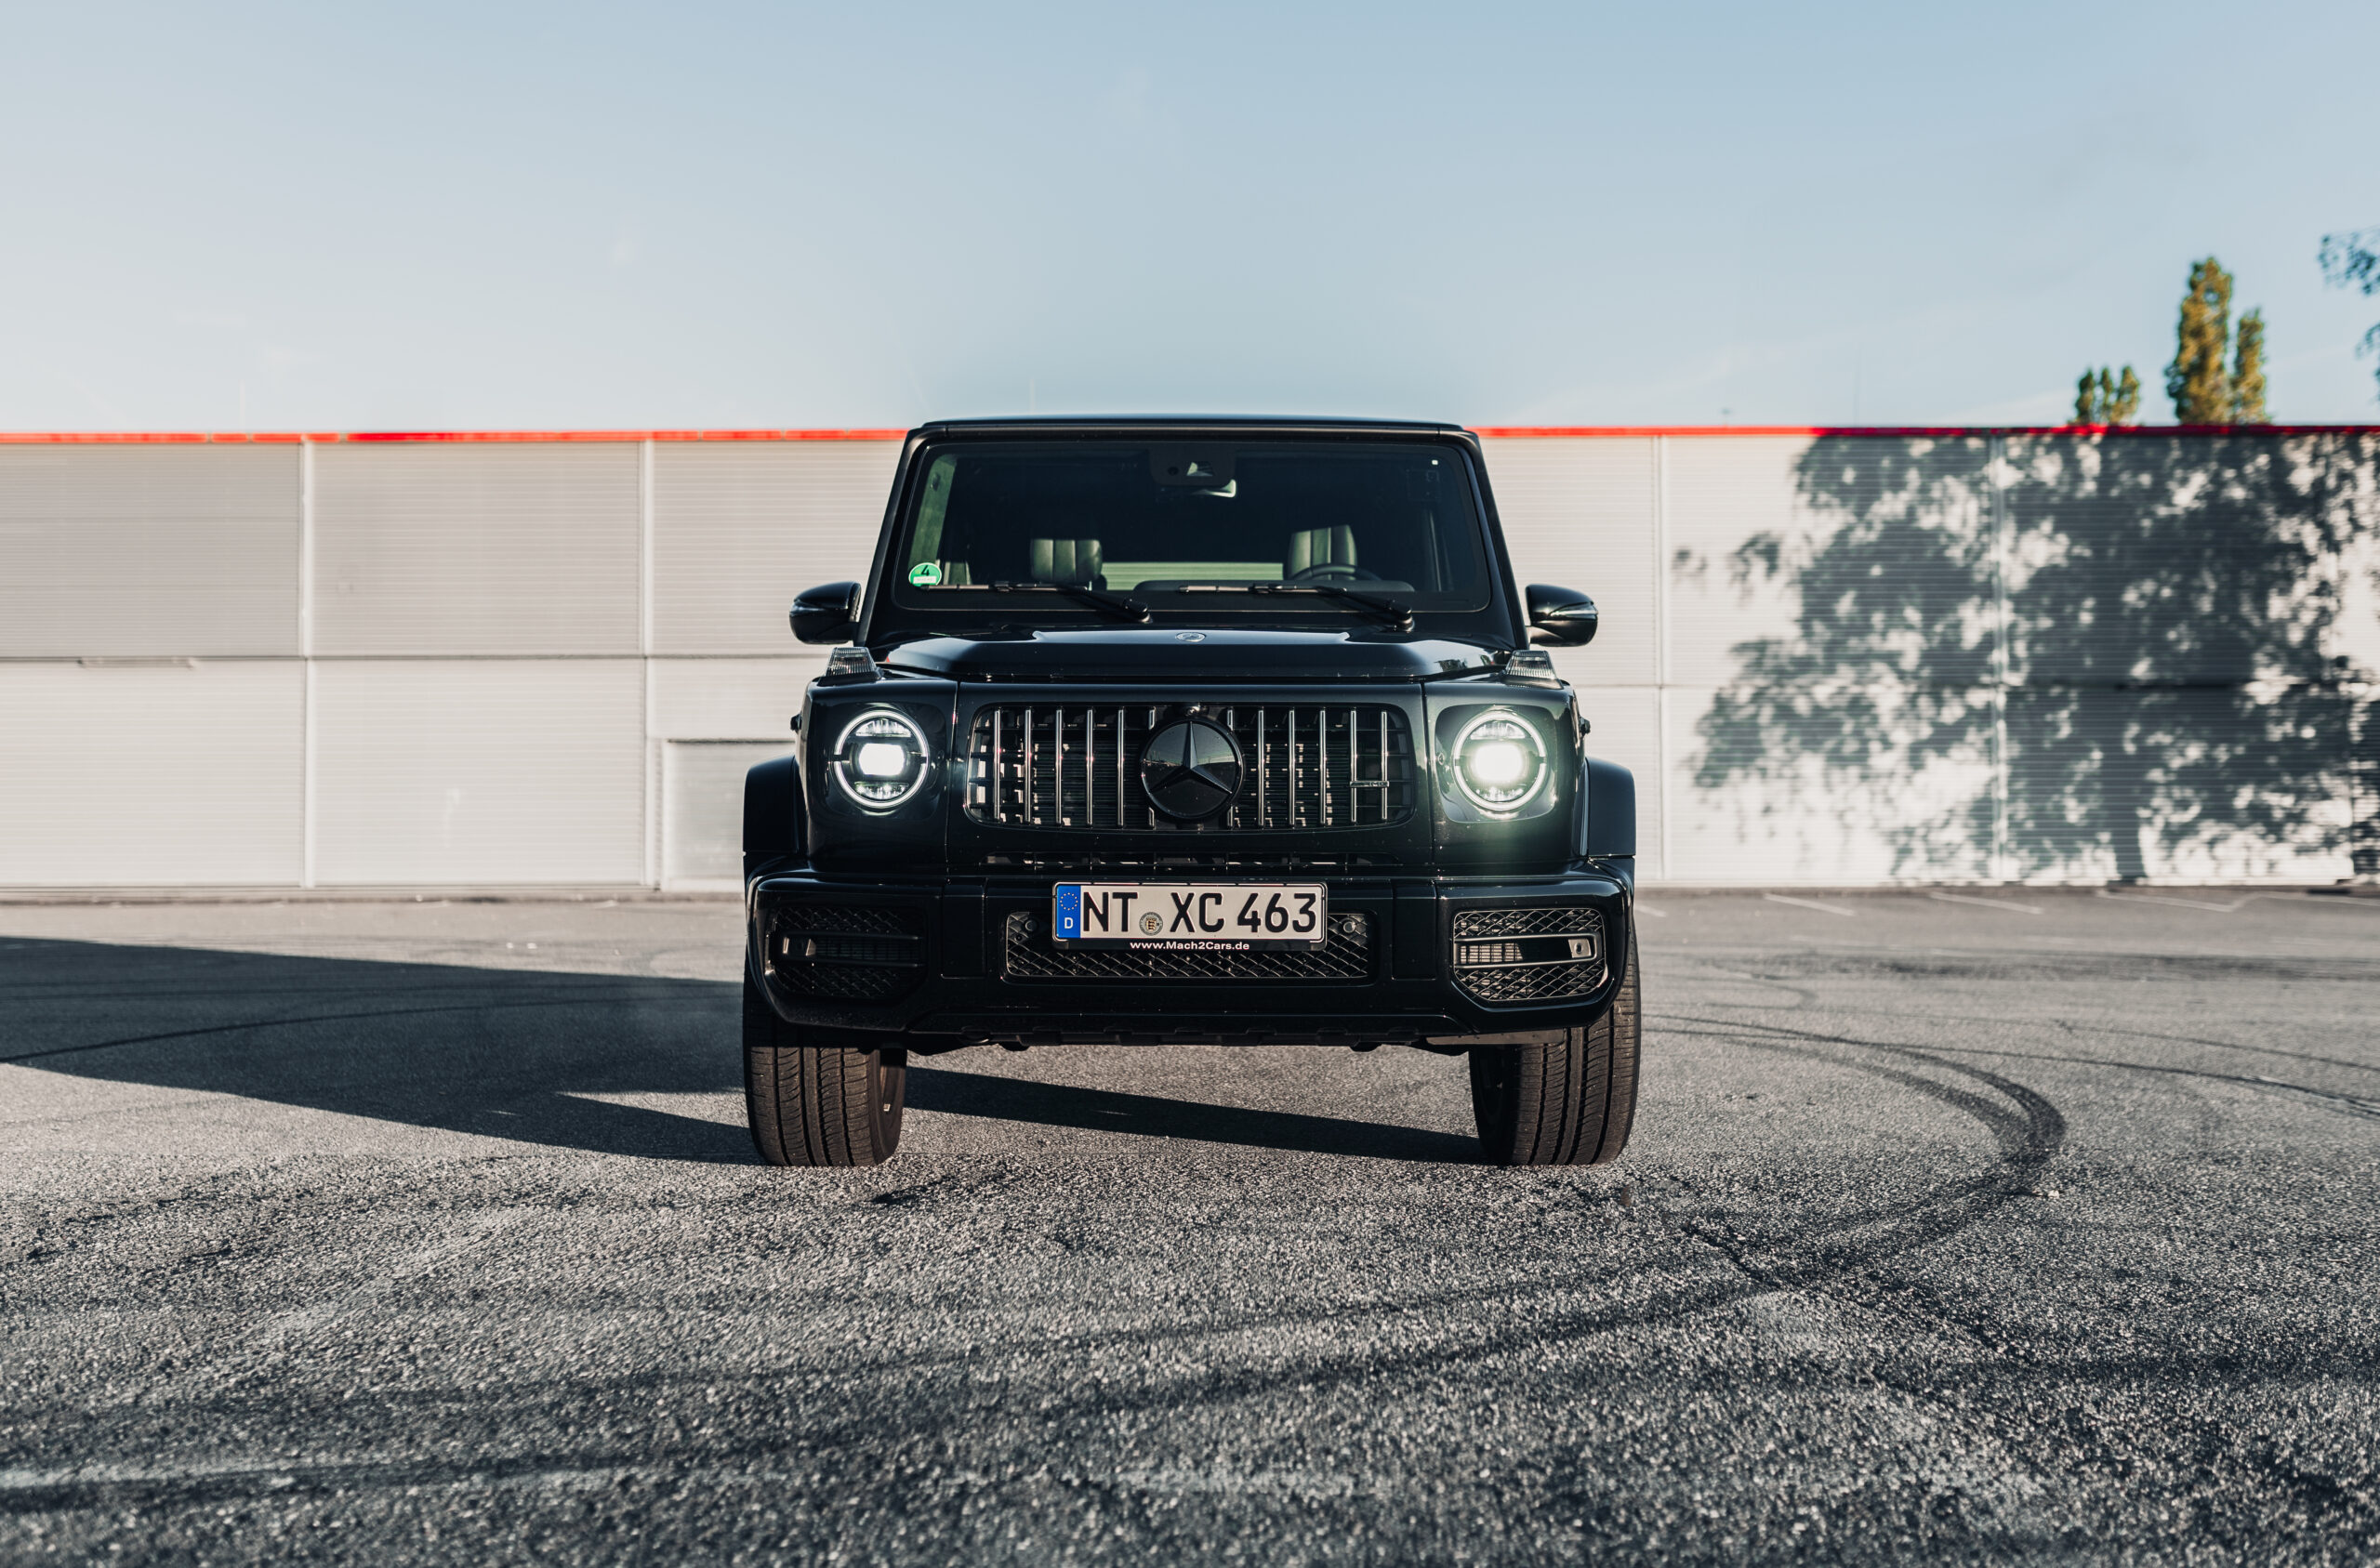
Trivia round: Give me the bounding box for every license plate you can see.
[1052,883,1329,949]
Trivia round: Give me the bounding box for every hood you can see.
[879,627,1504,682]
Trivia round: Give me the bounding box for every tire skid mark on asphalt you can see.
[702,1030,2069,1428]
[1665,944,2380,984]
[11,1029,2069,1498]
[1671,1012,2380,1123]
[118,1207,536,1416]
[241,1207,530,1355]
[1,1173,254,1269]
[1692,1000,2380,1083]
[811,1031,2067,1408]
[0,1007,2086,1521]
[1886,1046,2380,1122]
[4,1078,2063,1526]
[1653,1026,2066,1260]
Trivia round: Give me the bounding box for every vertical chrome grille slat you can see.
[967,703,1412,831]
[1256,708,1268,827]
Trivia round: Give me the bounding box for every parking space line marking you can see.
[1764,894,1858,917]
[2095,889,2257,913]
[1635,903,1669,918]
[1929,892,2043,914]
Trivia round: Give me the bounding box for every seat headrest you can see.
[1030,538,1103,586]
[1285,526,1356,575]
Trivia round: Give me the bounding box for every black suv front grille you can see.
[1002,911,1373,982]
[1450,907,1605,1003]
[967,704,1415,832]
[765,905,924,1001]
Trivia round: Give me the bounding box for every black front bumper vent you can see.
[1002,910,1373,982]
[1449,907,1606,1003]
[766,905,924,1001]
[967,704,1415,832]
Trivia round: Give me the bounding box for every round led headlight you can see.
[1451,708,1546,814]
[831,709,932,809]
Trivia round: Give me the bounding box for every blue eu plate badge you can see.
[1053,884,1082,942]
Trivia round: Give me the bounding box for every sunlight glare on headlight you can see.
[854,742,909,778]
[1452,710,1546,813]
[1466,741,1527,785]
[832,708,932,808]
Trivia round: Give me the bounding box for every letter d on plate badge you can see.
[1053,884,1081,941]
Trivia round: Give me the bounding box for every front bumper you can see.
[747,869,1632,1045]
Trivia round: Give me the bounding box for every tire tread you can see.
[1471,926,1642,1166]
[744,977,901,1167]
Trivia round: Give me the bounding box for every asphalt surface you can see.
[1,889,2375,1566]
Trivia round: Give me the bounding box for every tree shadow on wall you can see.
[1690,432,2378,880]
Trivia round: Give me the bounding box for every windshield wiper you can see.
[985,580,1151,624]
[1238,581,1415,631]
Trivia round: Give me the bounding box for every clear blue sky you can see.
[5,1,2376,430]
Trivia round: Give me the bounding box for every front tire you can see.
[1468,928,1640,1166]
[744,976,906,1166]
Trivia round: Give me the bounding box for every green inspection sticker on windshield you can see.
[907,560,943,586]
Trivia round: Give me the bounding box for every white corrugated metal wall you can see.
[1483,431,2379,884]
[1,430,2370,888]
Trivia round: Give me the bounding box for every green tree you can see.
[2230,309,2268,422]
[2165,257,2268,423]
[2073,365,2142,425]
[2319,227,2380,403]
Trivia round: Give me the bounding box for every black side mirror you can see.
[1525,584,1599,646]
[790,581,861,645]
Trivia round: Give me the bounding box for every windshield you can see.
[884,439,1492,620]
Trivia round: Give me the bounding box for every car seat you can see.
[1030,538,1104,588]
[1285,526,1356,577]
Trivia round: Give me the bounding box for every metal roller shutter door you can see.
[1479,437,1658,686]
[2005,685,2354,883]
[651,441,902,655]
[313,444,640,656]
[312,660,644,885]
[1665,680,2000,885]
[0,445,298,658]
[0,660,301,885]
[2003,433,2347,686]
[1667,435,1991,690]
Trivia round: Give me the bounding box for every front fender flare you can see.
[1581,757,1635,860]
[744,756,805,879]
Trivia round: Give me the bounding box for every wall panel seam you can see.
[641,439,657,888]
[300,439,317,889]
[1654,435,1672,880]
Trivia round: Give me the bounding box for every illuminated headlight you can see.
[1452,709,1546,814]
[831,710,931,808]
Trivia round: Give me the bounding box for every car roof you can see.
[909,415,1468,436]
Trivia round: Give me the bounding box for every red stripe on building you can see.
[0,425,2372,444]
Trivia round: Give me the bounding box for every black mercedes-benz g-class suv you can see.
[742,417,1638,1167]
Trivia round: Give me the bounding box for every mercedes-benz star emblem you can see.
[1140,718,1241,820]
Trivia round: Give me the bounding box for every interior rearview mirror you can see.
[1525,584,1598,646]
[790,581,862,645]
